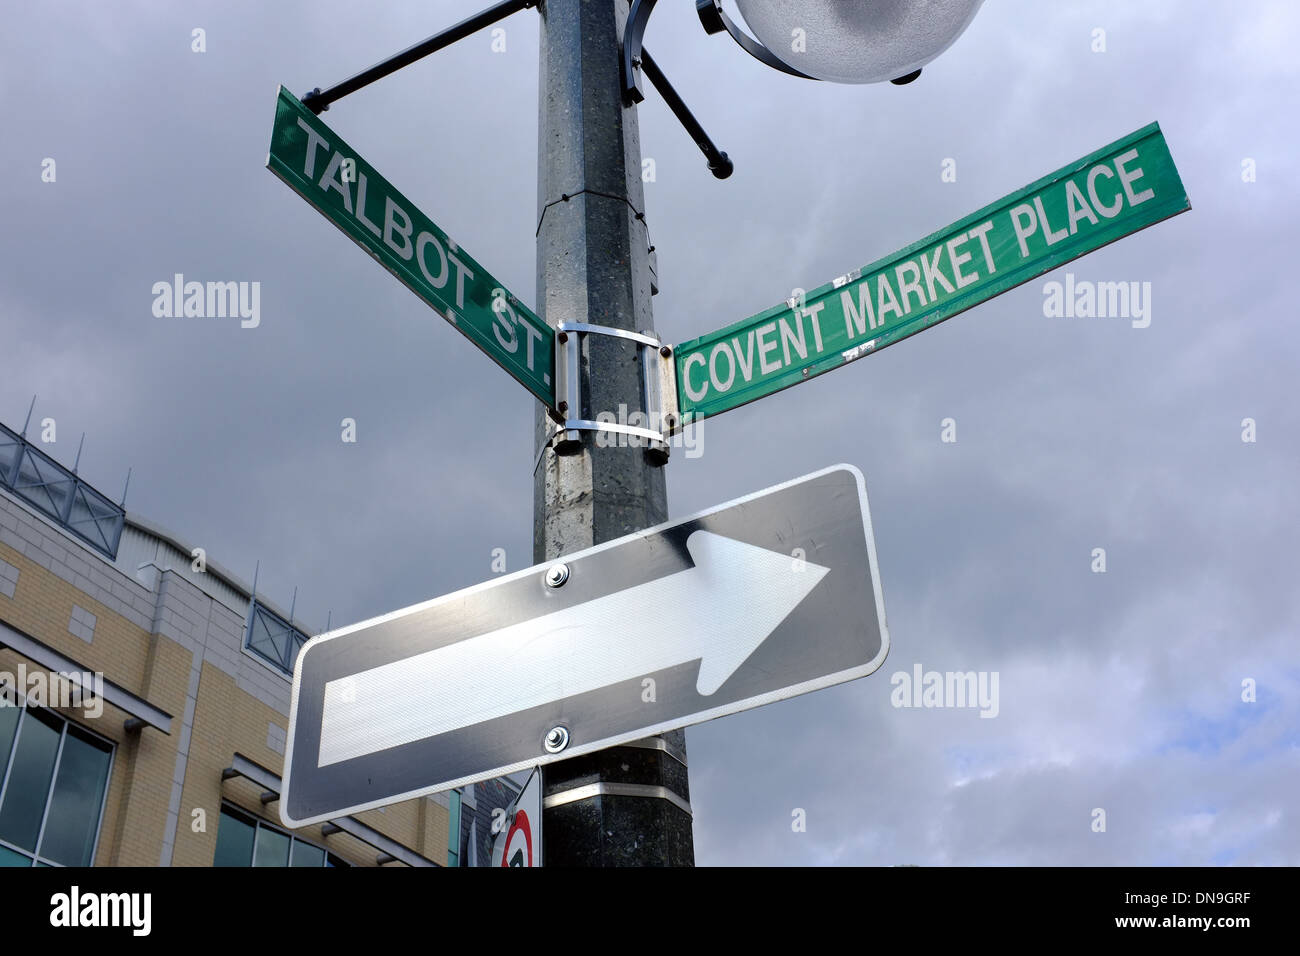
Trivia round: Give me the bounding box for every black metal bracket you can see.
[622,0,732,179]
[297,0,734,180]
[693,0,817,80]
[622,0,659,103]
[639,50,733,179]
[300,0,535,115]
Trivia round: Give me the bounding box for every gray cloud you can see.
[1,0,1295,865]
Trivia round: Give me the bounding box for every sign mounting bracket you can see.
[540,321,680,468]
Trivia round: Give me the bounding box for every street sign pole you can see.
[533,0,691,866]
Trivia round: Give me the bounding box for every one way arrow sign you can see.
[281,465,888,827]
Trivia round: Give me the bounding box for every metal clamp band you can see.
[617,736,689,768]
[532,418,668,476]
[533,430,556,476]
[542,320,678,468]
[562,419,665,444]
[543,782,692,818]
[557,321,661,349]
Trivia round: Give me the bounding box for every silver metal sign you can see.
[281,464,888,827]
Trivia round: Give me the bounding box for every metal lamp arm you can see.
[300,0,535,114]
[622,0,733,179]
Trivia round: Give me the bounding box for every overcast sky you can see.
[2,0,1296,865]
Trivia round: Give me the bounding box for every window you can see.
[0,422,125,559]
[213,804,348,867]
[447,790,461,867]
[243,600,310,676]
[0,692,113,867]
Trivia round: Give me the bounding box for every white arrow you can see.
[317,530,829,767]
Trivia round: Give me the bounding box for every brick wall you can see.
[0,487,445,867]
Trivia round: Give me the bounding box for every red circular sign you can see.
[501,810,533,867]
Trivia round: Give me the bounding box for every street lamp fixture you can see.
[300,1,985,181]
[622,0,985,174]
[712,0,985,85]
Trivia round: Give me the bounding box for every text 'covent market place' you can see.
[672,123,1187,421]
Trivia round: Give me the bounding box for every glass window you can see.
[39,727,112,866]
[0,422,124,559]
[0,697,113,867]
[66,485,124,556]
[13,451,74,526]
[0,700,19,779]
[253,826,290,867]
[244,601,310,676]
[0,708,62,851]
[290,841,325,867]
[447,790,461,867]
[0,844,31,866]
[213,804,339,868]
[213,806,256,867]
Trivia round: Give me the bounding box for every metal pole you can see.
[534,0,693,866]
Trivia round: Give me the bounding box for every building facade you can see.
[0,420,475,868]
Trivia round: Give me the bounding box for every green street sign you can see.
[673,122,1190,422]
[267,86,554,406]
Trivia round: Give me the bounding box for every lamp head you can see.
[733,0,985,84]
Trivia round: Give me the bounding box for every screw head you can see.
[557,330,568,343]
[659,345,671,357]
[544,726,570,753]
[545,563,569,588]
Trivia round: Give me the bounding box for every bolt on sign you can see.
[672,122,1190,422]
[266,86,555,406]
